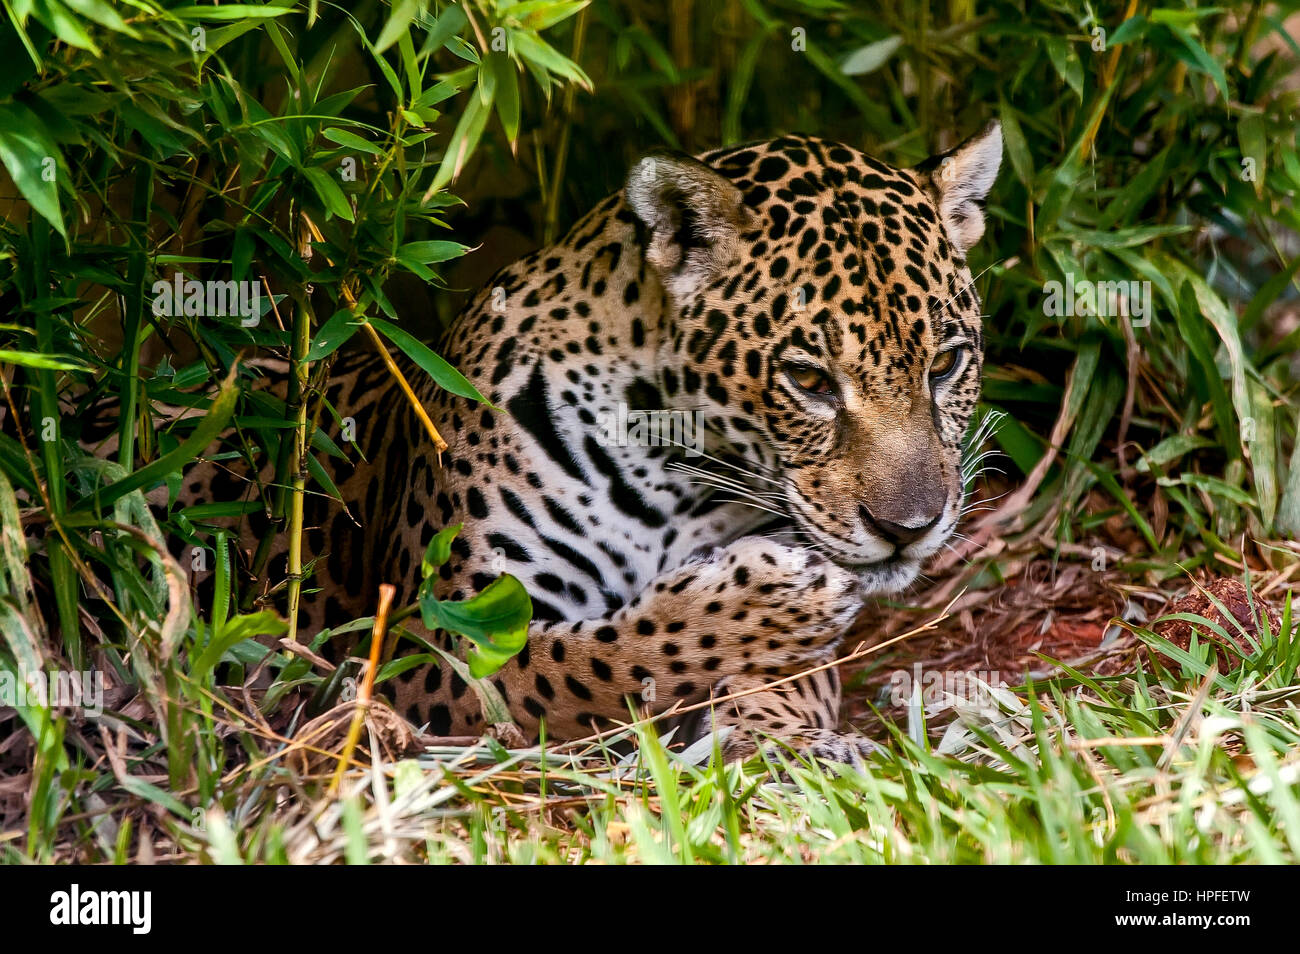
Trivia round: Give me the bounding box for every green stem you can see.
[31,225,82,669]
[285,291,312,643]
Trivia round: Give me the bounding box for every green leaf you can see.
[1108,14,1148,45]
[169,5,295,20]
[0,103,65,237]
[430,86,490,193]
[1159,473,1256,508]
[840,35,903,76]
[0,349,88,371]
[72,369,239,512]
[998,102,1034,190]
[179,501,263,520]
[397,240,471,264]
[421,523,463,577]
[508,0,591,31]
[416,524,531,677]
[1135,434,1216,473]
[1158,256,1252,459]
[1045,37,1083,99]
[1166,25,1228,99]
[418,2,468,57]
[65,0,137,37]
[302,166,354,221]
[369,317,491,404]
[1247,378,1278,530]
[375,0,420,53]
[306,309,361,361]
[427,643,513,723]
[1237,114,1267,199]
[511,29,592,89]
[422,575,533,678]
[1278,403,1300,538]
[489,53,520,143]
[321,127,386,157]
[192,610,287,684]
[376,653,441,684]
[116,776,191,819]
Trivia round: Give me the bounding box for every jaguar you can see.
[195,123,1002,764]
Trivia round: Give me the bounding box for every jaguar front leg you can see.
[490,537,865,743]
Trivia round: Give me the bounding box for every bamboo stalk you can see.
[285,291,312,645]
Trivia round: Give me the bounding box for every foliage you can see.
[0,0,1297,863]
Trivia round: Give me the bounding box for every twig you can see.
[299,214,448,456]
[329,583,396,796]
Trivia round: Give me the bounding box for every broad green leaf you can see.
[1166,25,1228,99]
[306,309,361,360]
[998,102,1034,190]
[422,574,532,678]
[375,0,420,53]
[321,127,386,156]
[418,2,468,57]
[427,643,513,723]
[1157,256,1252,459]
[0,103,65,237]
[192,611,287,683]
[489,52,520,143]
[1247,378,1278,529]
[511,29,592,89]
[1109,14,1148,45]
[508,0,590,31]
[1135,434,1216,473]
[1278,403,1300,537]
[840,35,903,76]
[398,240,471,264]
[1160,472,1256,507]
[1045,36,1083,99]
[303,166,354,221]
[369,317,490,404]
[1238,114,1267,198]
[421,523,463,577]
[430,87,490,193]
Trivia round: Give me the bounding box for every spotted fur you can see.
[199,126,1003,764]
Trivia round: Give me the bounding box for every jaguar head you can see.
[626,125,1002,593]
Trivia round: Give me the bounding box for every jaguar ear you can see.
[923,121,1002,255]
[625,153,755,301]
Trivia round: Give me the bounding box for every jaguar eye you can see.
[929,346,965,384]
[785,363,834,396]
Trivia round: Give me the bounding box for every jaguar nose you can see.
[858,501,945,548]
